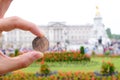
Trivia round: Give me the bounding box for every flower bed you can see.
[38,51,90,62]
[2,71,120,80]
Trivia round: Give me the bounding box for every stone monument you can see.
[97,37,104,54]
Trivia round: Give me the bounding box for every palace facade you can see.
[1,6,109,49]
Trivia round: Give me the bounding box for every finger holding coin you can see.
[32,36,49,52]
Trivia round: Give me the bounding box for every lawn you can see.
[21,57,120,73]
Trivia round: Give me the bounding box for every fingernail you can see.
[31,51,44,60]
[39,33,45,38]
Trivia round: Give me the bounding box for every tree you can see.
[106,28,112,38]
[112,34,120,40]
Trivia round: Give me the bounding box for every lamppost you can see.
[64,30,69,50]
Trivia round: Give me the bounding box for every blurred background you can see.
[0,0,120,55]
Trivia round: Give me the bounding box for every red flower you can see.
[91,76,95,80]
[40,58,44,64]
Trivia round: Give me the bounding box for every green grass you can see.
[21,57,120,73]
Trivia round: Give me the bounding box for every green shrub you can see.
[104,50,110,56]
[100,61,115,74]
[40,64,51,75]
[80,46,85,55]
[40,60,51,75]
[101,61,109,74]
[14,49,19,56]
[109,62,115,74]
[91,50,96,56]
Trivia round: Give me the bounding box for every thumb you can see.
[15,51,44,68]
[0,51,43,74]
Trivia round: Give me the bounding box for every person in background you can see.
[0,0,44,75]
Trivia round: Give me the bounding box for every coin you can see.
[32,36,49,52]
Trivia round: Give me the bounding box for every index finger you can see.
[0,16,44,37]
[14,17,45,37]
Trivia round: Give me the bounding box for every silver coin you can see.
[32,36,49,52]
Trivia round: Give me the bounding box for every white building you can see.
[1,6,110,50]
[2,30,35,49]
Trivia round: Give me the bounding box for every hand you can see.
[0,0,13,18]
[0,51,43,75]
[0,16,44,75]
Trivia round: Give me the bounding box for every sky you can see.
[5,0,120,34]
